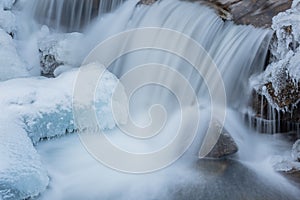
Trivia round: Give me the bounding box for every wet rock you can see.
[137,0,158,6]
[205,124,238,159]
[195,0,292,27]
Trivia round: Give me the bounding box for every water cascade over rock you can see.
[27,0,126,32]
[2,0,300,199]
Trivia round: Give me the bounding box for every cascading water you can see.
[20,0,300,199]
[26,0,126,32]
[78,0,272,109]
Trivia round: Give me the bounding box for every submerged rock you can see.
[205,124,238,159]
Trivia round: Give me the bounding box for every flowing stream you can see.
[22,0,300,199]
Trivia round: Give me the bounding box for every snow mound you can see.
[0,119,49,200]
[0,64,128,199]
[0,29,29,81]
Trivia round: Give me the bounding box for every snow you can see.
[0,29,29,81]
[0,0,15,10]
[0,10,16,34]
[0,63,127,199]
[292,0,300,9]
[0,117,49,200]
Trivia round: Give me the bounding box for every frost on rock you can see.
[0,29,29,81]
[38,32,83,77]
[270,0,300,84]
[251,1,300,113]
[0,65,127,199]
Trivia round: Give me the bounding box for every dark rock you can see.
[137,0,158,6]
[39,50,63,78]
[205,124,238,159]
[192,0,292,27]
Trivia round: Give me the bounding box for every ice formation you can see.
[0,64,127,199]
[251,0,300,111]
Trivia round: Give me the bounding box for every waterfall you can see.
[16,1,300,199]
[68,0,275,167]
[79,0,272,109]
[27,0,126,32]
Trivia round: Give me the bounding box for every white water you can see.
[78,0,272,107]
[20,0,300,199]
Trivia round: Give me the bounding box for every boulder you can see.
[205,124,238,159]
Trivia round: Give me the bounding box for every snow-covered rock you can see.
[0,64,128,199]
[38,32,83,77]
[1,63,127,143]
[0,119,49,200]
[0,29,29,81]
